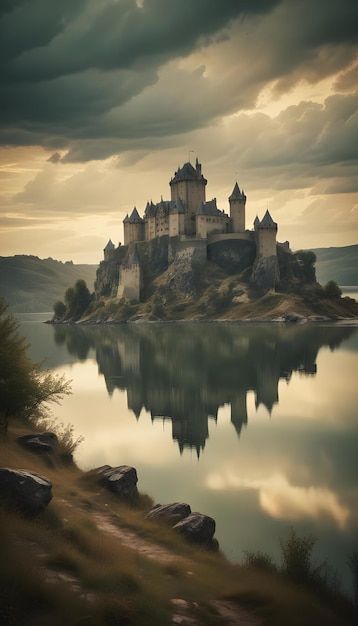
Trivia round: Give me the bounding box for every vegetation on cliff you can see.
[79,248,358,324]
[0,298,70,433]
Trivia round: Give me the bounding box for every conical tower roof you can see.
[229,182,241,200]
[128,207,144,223]
[104,238,115,251]
[259,210,277,229]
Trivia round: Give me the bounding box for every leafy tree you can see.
[0,298,70,433]
[324,280,342,299]
[53,300,66,319]
[65,286,76,314]
[74,279,92,313]
[295,250,317,283]
[60,280,92,320]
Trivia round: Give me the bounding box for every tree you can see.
[0,298,70,433]
[53,300,66,319]
[65,286,75,315]
[295,250,317,283]
[73,279,92,314]
[324,280,342,299]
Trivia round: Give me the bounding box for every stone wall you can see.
[169,212,185,237]
[124,221,145,246]
[95,246,128,298]
[196,214,227,239]
[118,263,141,302]
[256,229,277,257]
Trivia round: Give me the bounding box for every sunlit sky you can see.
[1,0,357,263]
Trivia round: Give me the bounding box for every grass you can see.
[0,418,356,626]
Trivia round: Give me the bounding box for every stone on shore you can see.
[146,502,191,524]
[0,467,52,514]
[173,512,216,546]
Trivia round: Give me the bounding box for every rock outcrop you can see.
[146,502,191,524]
[251,255,280,291]
[17,432,58,454]
[173,512,216,546]
[0,467,52,514]
[92,465,138,500]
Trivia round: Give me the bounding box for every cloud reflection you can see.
[206,471,349,528]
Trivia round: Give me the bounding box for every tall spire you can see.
[229,182,243,201]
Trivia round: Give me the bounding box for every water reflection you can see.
[52,324,354,456]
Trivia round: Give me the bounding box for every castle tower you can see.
[254,210,278,257]
[169,157,207,236]
[117,245,141,303]
[123,207,145,245]
[103,238,115,260]
[229,182,246,233]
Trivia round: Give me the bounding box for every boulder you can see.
[146,502,191,524]
[0,467,52,514]
[94,465,138,500]
[17,432,58,454]
[283,312,307,323]
[173,512,216,546]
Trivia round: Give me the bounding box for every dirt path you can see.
[92,511,188,565]
[92,512,262,626]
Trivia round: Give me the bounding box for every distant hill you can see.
[0,255,98,312]
[310,245,358,286]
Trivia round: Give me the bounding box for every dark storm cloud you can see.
[0,0,357,161]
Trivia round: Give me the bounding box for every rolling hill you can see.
[0,255,98,312]
[310,245,358,286]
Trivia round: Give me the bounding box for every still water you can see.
[19,315,358,595]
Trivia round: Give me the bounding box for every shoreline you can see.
[45,316,358,327]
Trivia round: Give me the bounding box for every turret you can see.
[103,238,115,260]
[123,207,145,245]
[229,182,246,232]
[254,210,277,257]
[169,158,207,236]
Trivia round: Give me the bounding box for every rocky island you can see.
[52,159,358,324]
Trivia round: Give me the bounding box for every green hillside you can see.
[0,255,98,312]
[311,245,358,285]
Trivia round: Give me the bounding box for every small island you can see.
[52,159,358,324]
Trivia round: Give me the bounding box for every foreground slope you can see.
[1,419,355,626]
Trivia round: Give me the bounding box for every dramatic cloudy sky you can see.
[1,0,357,262]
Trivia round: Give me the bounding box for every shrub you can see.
[324,280,342,299]
[348,551,358,608]
[53,300,66,319]
[243,550,276,571]
[0,298,71,433]
[280,528,316,584]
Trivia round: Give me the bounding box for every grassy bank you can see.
[0,418,356,626]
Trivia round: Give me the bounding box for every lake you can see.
[18,315,358,596]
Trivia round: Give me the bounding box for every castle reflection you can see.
[52,323,353,456]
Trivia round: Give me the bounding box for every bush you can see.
[348,551,358,608]
[280,528,316,584]
[295,250,317,283]
[324,280,342,299]
[243,550,276,571]
[53,300,66,319]
[0,298,71,433]
[56,279,93,320]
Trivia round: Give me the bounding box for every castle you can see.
[102,159,287,302]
